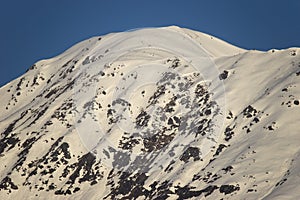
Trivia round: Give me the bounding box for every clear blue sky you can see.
[1,0,299,87]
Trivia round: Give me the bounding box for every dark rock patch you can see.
[222,166,233,173]
[213,144,227,157]
[175,185,219,199]
[105,171,150,199]
[243,105,257,118]
[143,131,175,153]
[135,110,151,128]
[224,125,235,141]
[219,184,240,195]
[119,135,140,151]
[180,147,200,163]
[219,70,229,80]
[0,176,18,191]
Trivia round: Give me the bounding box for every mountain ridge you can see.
[0,26,299,200]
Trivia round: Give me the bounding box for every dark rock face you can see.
[0,53,223,199]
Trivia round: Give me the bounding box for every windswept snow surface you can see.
[0,26,299,200]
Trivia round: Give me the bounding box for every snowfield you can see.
[0,26,299,199]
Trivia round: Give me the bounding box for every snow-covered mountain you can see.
[0,26,299,200]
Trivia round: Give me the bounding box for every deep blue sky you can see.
[1,0,299,87]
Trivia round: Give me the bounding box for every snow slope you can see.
[0,26,299,200]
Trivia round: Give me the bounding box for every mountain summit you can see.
[0,26,299,199]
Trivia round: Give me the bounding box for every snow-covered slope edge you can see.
[0,26,299,200]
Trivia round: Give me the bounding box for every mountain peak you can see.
[0,27,299,199]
